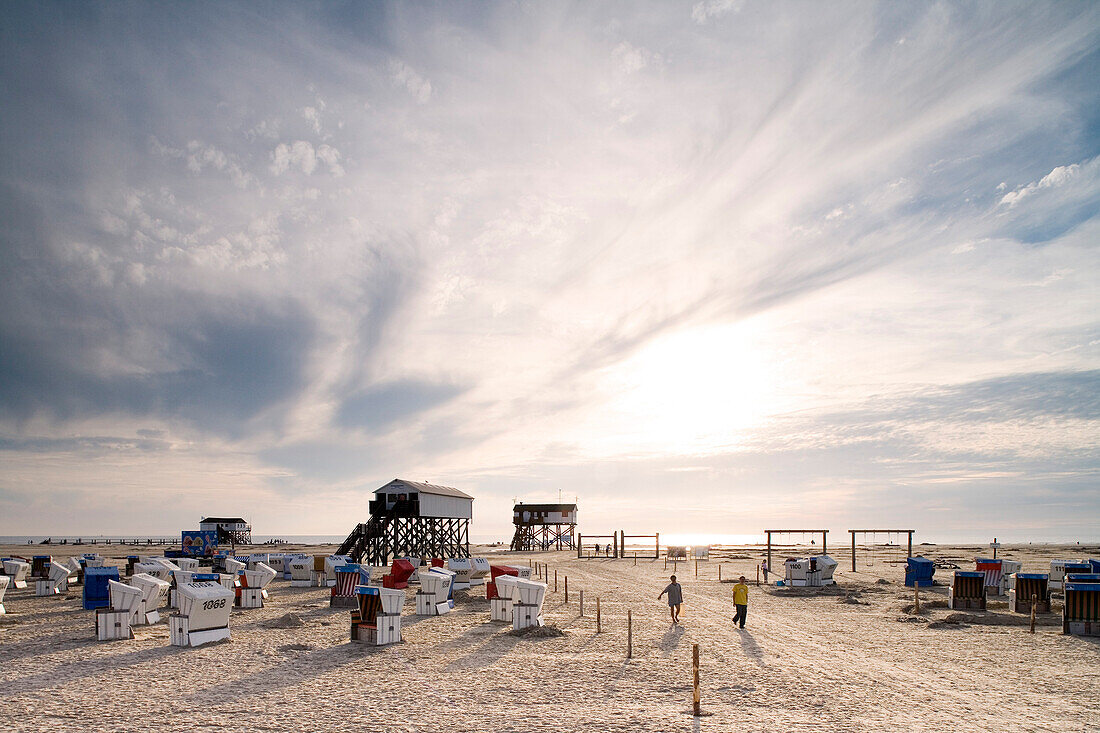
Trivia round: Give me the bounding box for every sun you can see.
[594,319,781,454]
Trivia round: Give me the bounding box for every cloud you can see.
[691,0,742,24]
[999,159,1089,207]
[389,60,432,104]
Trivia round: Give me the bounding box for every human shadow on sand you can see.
[738,629,766,667]
[659,624,684,656]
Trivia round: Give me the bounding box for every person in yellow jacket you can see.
[732,576,749,629]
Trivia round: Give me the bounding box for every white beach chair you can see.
[238,562,278,608]
[512,578,547,630]
[469,558,491,586]
[3,560,30,589]
[324,555,351,587]
[95,580,142,641]
[133,561,172,580]
[170,581,234,647]
[0,575,9,614]
[288,557,314,587]
[447,558,474,590]
[224,558,246,575]
[130,573,170,624]
[175,558,199,572]
[491,575,523,622]
[45,561,74,595]
[416,569,454,615]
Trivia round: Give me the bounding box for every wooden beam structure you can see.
[847,529,914,571]
[764,529,829,569]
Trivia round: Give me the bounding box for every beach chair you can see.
[83,554,105,568]
[949,571,987,610]
[0,575,9,614]
[1049,559,1084,591]
[66,556,84,584]
[324,555,350,587]
[512,578,547,630]
[416,569,454,615]
[125,556,140,576]
[1009,574,1051,614]
[248,553,270,569]
[31,555,52,580]
[383,559,415,590]
[288,557,314,587]
[904,556,936,587]
[447,558,474,590]
[265,554,287,578]
[130,573,170,624]
[283,554,309,580]
[351,586,404,645]
[313,555,327,585]
[331,564,367,608]
[96,580,142,640]
[491,575,523,622]
[3,560,30,589]
[83,566,120,610]
[693,546,710,560]
[1063,581,1100,636]
[469,558,490,586]
[133,561,172,580]
[224,558,246,576]
[975,558,1004,595]
[784,557,834,587]
[486,565,520,600]
[45,560,74,595]
[237,563,278,608]
[170,581,234,647]
[176,558,199,572]
[1066,573,1100,585]
[400,557,422,584]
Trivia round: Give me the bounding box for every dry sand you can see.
[1,542,1098,732]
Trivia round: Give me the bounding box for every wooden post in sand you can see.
[914,586,921,614]
[580,590,584,616]
[627,609,633,658]
[565,576,569,602]
[597,597,601,632]
[692,644,701,716]
[695,559,698,578]
[554,569,558,593]
[1030,593,1037,634]
[719,564,722,582]
[756,565,760,586]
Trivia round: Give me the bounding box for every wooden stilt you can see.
[627,609,632,658]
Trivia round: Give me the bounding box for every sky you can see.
[1,1,1098,544]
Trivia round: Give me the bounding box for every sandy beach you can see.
[1,542,1098,732]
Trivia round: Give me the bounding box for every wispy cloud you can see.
[0,2,1098,539]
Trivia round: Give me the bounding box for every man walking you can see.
[761,559,769,582]
[658,574,683,624]
[732,575,749,629]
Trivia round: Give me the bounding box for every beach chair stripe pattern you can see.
[331,568,359,607]
[950,571,986,611]
[1064,583,1100,636]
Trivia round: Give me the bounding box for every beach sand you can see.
[1,542,1098,732]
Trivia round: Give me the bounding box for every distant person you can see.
[732,575,749,629]
[659,574,683,624]
[761,559,769,582]
[594,543,601,556]
[606,543,612,555]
